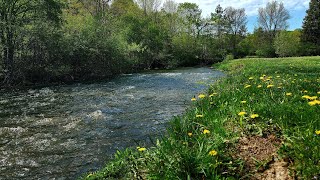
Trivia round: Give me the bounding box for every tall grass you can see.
[83,56,320,179]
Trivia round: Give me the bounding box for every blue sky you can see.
[174,0,310,32]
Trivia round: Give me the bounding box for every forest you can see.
[0,0,319,86]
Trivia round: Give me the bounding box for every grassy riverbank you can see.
[83,56,320,179]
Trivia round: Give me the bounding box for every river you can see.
[0,67,224,179]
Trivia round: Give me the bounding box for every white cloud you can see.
[173,0,309,17]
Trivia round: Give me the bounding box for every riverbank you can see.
[83,56,320,179]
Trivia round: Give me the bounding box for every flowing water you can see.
[0,67,224,179]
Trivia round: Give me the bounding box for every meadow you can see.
[83,56,320,179]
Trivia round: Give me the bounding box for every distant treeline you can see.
[0,0,319,86]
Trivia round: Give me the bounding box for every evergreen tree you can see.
[302,0,320,54]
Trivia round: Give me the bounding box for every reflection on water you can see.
[0,67,224,179]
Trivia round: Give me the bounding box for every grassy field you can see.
[83,57,320,179]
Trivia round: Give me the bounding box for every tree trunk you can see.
[3,33,15,85]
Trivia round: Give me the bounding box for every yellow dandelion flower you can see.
[302,95,311,99]
[238,111,247,116]
[209,150,218,156]
[315,130,320,135]
[259,77,264,80]
[249,77,254,80]
[241,101,247,104]
[317,91,320,94]
[250,114,259,119]
[244,85,251,89]
[309,96,318,100]
[303,90,308,93]
[203,129,210,134]
[188,132,193,137]
[257,85,262,88]
[191,97,196,101]
[138,147,146,152]
[198,94,206,98]
[267,85,274,88]
[209,93,218,97]
[313,100,320,104]
[308,101,317,106]
[196,114,204,118]
[286,93,292,96]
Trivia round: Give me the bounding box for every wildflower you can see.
[316,130,320,135]
[241,101,247,104]
[267,85,274,88]
[302,95,311,99]
[198,94,206,98]
[303,90,308,93]
[286,93,292,96]
[259,77,264,80]
[308,101,317,106]
[191,97,196,101]
[249,77,254,80]
[138,147,146,152]
[244,85,251,89]
[188,132,193,137]
[257,85,262,88]
[318,91,320,94]
[309,100,320,105]
[203,129,210,134]
[209,150,218,156]
[250,114,259,119]
[309,96,318,100]
[238,111,247,116]
[209,93,218,97]
[196,114,204,118]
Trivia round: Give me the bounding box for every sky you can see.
[173,0,310,32]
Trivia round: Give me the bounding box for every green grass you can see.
[82,56,320,179]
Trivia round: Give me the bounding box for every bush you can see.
[224,54,234,61]
[274,30,301,57]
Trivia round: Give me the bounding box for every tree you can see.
[0,0,63,84]
[211,4,226,38]
[136,0,162,15]
[258,1,290,38]
[301,0,320,55]
[274,30,301,57]
[224,7,247,56]
[178,2,206,38]
[162,0,177,14]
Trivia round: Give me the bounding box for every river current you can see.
[0,67,224,179]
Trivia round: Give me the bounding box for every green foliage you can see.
[0,0,64,84]
[274,30,301,57]
[225,54,234,61]
[302,0,320,55]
